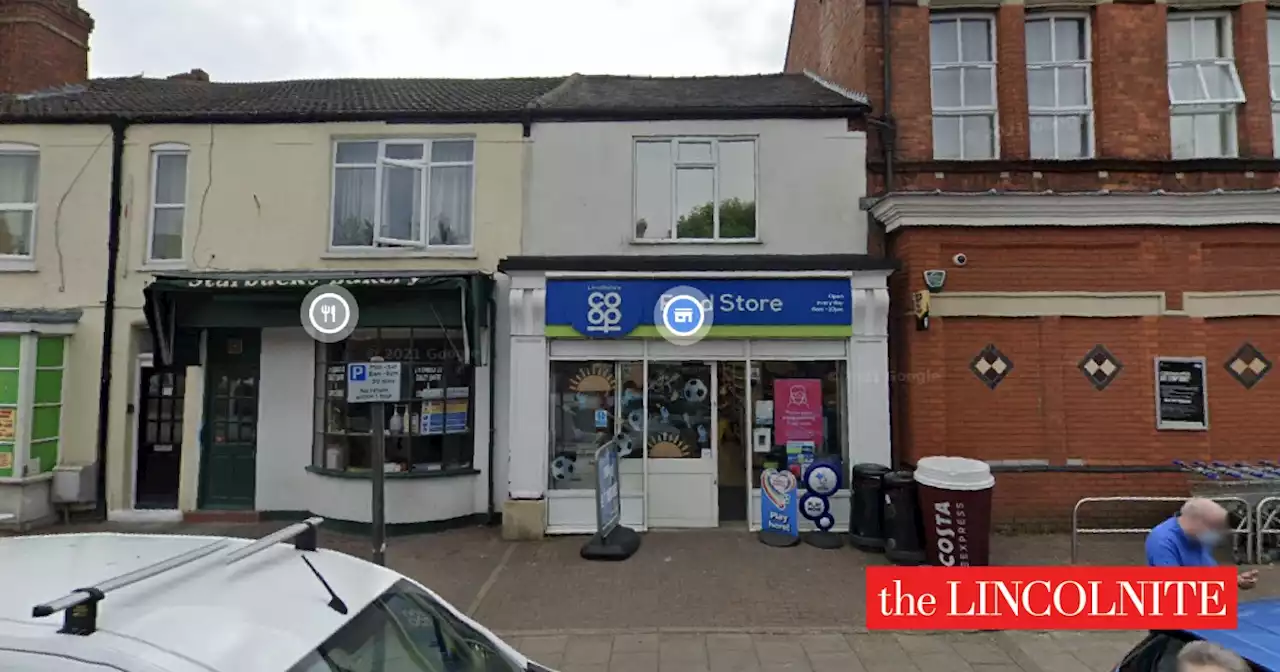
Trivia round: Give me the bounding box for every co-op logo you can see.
[585,290,624,334]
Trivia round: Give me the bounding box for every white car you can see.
[0,518,554,671]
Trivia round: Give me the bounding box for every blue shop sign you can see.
[545,278,852,339]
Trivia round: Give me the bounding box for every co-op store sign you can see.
[544,278,853,338]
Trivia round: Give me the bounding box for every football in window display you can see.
[682,378,709,404]
[550,452,577,482]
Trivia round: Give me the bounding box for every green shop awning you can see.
[143,270,492,367]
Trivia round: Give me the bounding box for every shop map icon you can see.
[654,285,713,346]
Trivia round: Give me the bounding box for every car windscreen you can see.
[287,579,523,672]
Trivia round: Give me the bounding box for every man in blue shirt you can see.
[1146,497,1257,590]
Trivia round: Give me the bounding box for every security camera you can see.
[952,253,967,267]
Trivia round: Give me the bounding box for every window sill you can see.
[322,247,477,260]
[0,472,54,485]
[0,259,37,273]
[305,465,480,480]
[138,260,188,273]
[630,238,762,245]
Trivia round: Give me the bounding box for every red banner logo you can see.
[866,566,1237,630]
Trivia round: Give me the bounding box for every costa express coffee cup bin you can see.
[913,456,995,567]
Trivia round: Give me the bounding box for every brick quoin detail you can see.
[0,0,94,95]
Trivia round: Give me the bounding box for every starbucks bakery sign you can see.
[180,276,439,290]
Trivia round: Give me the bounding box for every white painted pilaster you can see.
[506,273,549,500]
[13,335,35,478]
[849,272,892,467]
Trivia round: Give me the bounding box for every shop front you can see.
[142,270,495,527]
[500,255,894,535]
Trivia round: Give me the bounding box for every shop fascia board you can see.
[541,270,862,278]
[871,192,1280,232]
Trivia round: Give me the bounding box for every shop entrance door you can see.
[645,360,717,528]
[199,329,260,510]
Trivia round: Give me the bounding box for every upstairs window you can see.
[931,15,998,160]
[0,143,38,259]
[147,143,189,263]
[1167,13,1245,158]
[1269,14,1280,157]
[1026,15,1093,159]
[633,137,757,241]
[331,139,475,250]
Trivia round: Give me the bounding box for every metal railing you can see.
[1071,496,1253,564]
[1255,496,1280,565]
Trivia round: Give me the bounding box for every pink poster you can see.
[773,379,822,445]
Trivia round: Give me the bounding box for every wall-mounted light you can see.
[923,270,946,293]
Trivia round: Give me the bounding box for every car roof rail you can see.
[224,516,324,565]
[31,516,326,636]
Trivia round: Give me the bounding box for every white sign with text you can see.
[347,362,405,403]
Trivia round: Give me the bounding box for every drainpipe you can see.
[880,0,906,467]
[881,0,895,194]
[486,292,498,524]
[94,119,129,520]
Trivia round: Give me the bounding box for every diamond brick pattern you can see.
[970,344,1013,390]
[1078,344,1123,390]
[1225,343,1272,389]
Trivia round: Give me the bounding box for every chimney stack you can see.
[167,68,210,83]
[0,0,94,94]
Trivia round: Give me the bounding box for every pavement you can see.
[20,521,1278,671]
[507,630,1142,672]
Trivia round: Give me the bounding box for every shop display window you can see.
[548,361,644,490]
[748,360,848,488]
[644,361,713,459]
[0,334,66,478]
[314,328,474,474]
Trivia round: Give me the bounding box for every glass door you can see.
[644,360,718,528]
[749,360,850,530]
[547,360,645,531]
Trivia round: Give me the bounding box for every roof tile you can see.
[0,73,868,123]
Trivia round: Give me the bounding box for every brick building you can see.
[0,0,93,94]
[787,0,1280,526]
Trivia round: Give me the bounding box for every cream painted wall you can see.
[6,121,527,512]
[0,125,114,491]
[525,119,867,256]
[109,122,523,512]
[113,122,527,302]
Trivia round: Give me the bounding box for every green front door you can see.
[200,329,260,510]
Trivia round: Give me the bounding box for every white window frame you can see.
[146,143,190,265]
[1167,11,1245,159]
[631,136,760,243]
[1026,13,1094,159]
[28,334,65,476]
[930,13,1000,160]
[0,329,71,479]
[0,142,39,264]
[1268,12,1280,157]
[328,138,477,252]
